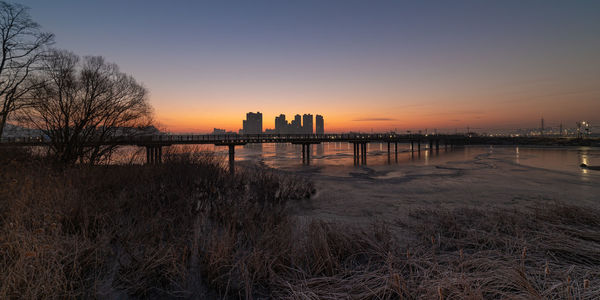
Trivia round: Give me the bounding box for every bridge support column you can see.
[387,142,391,164]
[429,139,433,151]
[417,140,421,153]
[395,142,398,162]
[435,139,439,152]
[351,142,368,166]
[228,145,235,174]
[146,146,151,164]
[361,143,367,164]
[215,142,245,174]
[411,140,414,152]
[145,146,163,165]
[298,143,316,165]
[352,143,358,166]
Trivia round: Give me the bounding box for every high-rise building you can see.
[315,115,324,135]
[302,114,313,134]
[290,119,301,134]
[275,114,288,134]
[291,114,302,134]
[243,112,262,134]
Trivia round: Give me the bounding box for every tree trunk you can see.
[0,111,7,139]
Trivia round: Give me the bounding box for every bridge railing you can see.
[2,132,471,146]
[127,133,457,143]
[144,133,443,142]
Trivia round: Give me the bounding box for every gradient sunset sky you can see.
[18,0,600,133]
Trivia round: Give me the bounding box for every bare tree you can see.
[0,1,53,138]
[20,50,153,164]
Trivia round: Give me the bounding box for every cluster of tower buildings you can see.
[242,112,263,134]
[273,113,324,134]
[239,112,324,135]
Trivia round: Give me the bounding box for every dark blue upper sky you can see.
[15,0,600,132]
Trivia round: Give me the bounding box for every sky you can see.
[16,0,600,133]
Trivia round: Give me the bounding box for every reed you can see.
[1,148,599,299]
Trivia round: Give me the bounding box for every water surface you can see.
[122,143,600,222]
[227,143,600,222]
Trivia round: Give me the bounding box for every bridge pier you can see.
[294,142,319,165]
[353,143,358,165]
[429,139,433,151]
[301,144,311,165]
[215,142,246,174]
[411,140,414,152]
[436,139,439,152]
[228,145,235,174]
[387,142,391,164]
[417,140,421,153]
[301,144,305,164]
[362,142,367,164]
[351,141,368,165]
[145,146,163,164]
[395,142,398,162]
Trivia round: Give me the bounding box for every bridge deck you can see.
[0,133,464,147]
[1,133,597,147]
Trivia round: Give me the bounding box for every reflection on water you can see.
[234,143,598,180]
[580,150,589,176]
[506,147,597,179]
[113,143,599,182]
[225,144,592,170]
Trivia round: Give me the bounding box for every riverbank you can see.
[1,149,599,298]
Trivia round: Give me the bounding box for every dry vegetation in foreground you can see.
[1,148,599,299]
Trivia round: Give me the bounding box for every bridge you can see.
[2,133,597,173]
[1,133,466,171]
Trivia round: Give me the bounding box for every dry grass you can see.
[1,147,599,299]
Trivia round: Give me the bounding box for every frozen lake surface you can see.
[120,142,599,223]
[217,143,600,222]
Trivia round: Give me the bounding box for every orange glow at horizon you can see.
[150,59,600,134]
[155,92,600,133]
